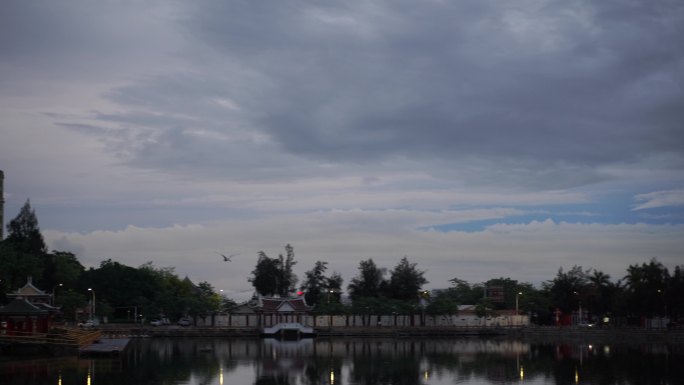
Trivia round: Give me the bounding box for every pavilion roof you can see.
[0,298,48,315]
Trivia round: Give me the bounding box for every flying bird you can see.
[218,253,238,262]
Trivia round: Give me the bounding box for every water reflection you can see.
[1,338,682,384]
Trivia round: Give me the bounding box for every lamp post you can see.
[420,290,429,327]
[515,292,522,315]
[52,283,63,306]
[657,289,665,317]
[88,288,96,322]
[574,291,582,325]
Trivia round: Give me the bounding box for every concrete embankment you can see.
[315,327,510,337]
[100,326,260,338]
[99,325,512,338]
[512,326,684,343]
[96,324,684,343]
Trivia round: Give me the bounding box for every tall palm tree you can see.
[587,269,612,317]
[624,258,669,318]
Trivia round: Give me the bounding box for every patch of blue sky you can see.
[427,197,684,233]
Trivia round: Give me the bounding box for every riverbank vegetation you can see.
[1,200,682,325]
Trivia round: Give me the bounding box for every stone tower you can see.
[0,169,4,240]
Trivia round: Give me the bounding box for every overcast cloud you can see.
[1,0,683,299]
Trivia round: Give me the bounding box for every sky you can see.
[1,0,683,301]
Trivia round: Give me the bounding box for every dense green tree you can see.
[43,251,85,293]
[347,258,386,300]
[0,200,47,291]
[0,241,43,292]
[5,199,46,256]
[138,262,176,317]
[484,277,534,310]
[250,245,299,297]
[76,260,202,320]
[276,244,298,296]
[220,296,238,312]
[300,261,344,306]
[624,258,669,317]
[475,300,497,318]
[79,259,155,308]
[666,265,684,319]
[543,265,589,313]
[55,289,88,322]
[425,292,459,315]
[327,272,343,303]
[585,269,615,318]
[250,251,281,296]
[300,261,329,306]
[387,256,428,301]
[446,278,485,304]
[191,281,221,314]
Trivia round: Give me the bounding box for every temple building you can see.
[0,277,61,335]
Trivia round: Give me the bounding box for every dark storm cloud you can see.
[0,1,164,75]
[177,0,684,169]
[34,0,682,190]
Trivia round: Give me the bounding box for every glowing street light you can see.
[574,291,582,325]
[515,292,523,314]
[52,283,63,306]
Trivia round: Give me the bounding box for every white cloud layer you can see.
[44,216,683,301]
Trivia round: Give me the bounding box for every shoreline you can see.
[3,326,683,360]
[96,324,684,343]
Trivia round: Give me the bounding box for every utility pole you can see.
[0,170,4,240]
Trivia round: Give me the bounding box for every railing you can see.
[0,328,101,348]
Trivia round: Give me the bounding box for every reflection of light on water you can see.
[604,346,610,355]
[519,366,524,381]
[574,367,579,383]
[423,370,429,380]
[58,371,62,385]
[219,367,223,385]
[329,369,335,384]
[87,371,91,385]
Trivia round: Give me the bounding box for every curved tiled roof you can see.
[0,298,48,315]
[252,296,313,312]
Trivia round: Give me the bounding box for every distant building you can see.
[200,294,314,328]
[0,277,61,335]
[237,295,314,325]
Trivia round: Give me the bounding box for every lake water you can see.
[1,337,682,384]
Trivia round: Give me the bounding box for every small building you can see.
[0,277,61,335]
[204,295,314,328]
[233,295,313,326]
[0,298,52,335]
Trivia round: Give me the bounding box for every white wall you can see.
[202,313,530,328]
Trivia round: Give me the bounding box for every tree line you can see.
[0,200,225,322]
[1,200,683,325]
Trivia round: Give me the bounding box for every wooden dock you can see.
[79,338,130,356]
[0,327,105,355]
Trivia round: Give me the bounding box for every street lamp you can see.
[420,290,429,326]
[574,291,582,325]
[52,283,63,306]
[515,292,522,314]
[87,288,96,322]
